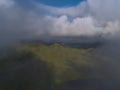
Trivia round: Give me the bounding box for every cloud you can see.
[0,0,14,7]
[1,0,120,46]
[37,1,89,17]
[0,0,53,46]
[39,0,120,21]
[36,0,120,37]
[1,0,120,83]
[47,16,120,37]
[48,16,100,36]
[88,0,120,21]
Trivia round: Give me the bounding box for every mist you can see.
[1,0,120,89]
[1,0,120,75]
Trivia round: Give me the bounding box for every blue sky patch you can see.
[15,0,85,8]
[36,0,85,7]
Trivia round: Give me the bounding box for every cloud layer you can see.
[38,0,120,37]
[0,0,120,45]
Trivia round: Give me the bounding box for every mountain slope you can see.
[18,43,98,84]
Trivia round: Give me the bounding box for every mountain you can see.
[0,42,119,90]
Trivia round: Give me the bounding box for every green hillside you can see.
[0,43,116,90]
[17,43,98,84]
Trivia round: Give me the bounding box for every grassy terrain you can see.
[0,43,117,90]
[17,43,98,85]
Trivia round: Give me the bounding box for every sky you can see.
[16,0,85,7]
[36,0,86,7]
[0,0,120,45]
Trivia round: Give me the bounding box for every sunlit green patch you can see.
[17,43,97,84]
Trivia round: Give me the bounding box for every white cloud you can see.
[46,15,120,37]
[36,0,120,37]
[48,16,100,36]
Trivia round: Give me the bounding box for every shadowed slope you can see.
[0,50,52,90]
